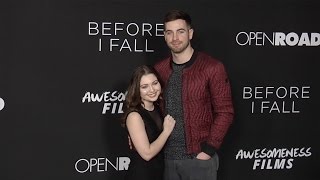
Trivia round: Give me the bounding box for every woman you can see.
[123,65,175,180]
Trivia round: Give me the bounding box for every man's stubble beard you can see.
[168,41,190,54]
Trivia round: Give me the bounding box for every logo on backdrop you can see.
[235,147,312,170]
[0,97,5,111]
[75,156,130,173]
[82,91,126,114]
[236,32,320,46]
[242,86,310,114]
[88,21,164,52]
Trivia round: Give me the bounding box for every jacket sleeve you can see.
[205,61,234,151]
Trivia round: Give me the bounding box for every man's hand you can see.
[196,152,211,160]
[128,136,133,149]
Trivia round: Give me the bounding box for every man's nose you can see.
[173,33,179,40]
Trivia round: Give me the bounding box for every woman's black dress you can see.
[125,106,164,180]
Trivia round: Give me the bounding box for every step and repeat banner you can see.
[1,1,319,180]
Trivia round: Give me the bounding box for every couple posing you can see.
[123,10,234,180]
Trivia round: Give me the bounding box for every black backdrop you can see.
[1,0,319,180]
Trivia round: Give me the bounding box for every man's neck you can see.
[172,47,194,64]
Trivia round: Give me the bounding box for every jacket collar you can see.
[170,51,198,69]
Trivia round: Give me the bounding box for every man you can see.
[154,10,234,180]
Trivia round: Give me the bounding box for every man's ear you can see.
[189,28,194,40]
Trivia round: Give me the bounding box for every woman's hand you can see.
[162,114,176,135]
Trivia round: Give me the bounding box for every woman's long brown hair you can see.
[121,65,162,127]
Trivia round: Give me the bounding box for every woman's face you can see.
[139,73,161,104]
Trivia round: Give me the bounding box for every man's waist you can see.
[164,146,196,160]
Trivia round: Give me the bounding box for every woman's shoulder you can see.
[125,111,145,129]
[127,111,142,121]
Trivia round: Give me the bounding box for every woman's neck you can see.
[142,102,154,111]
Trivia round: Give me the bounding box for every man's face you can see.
[164,19,193,54]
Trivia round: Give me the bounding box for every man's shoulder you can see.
[154,56,171,70]
[196,51,222,66]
